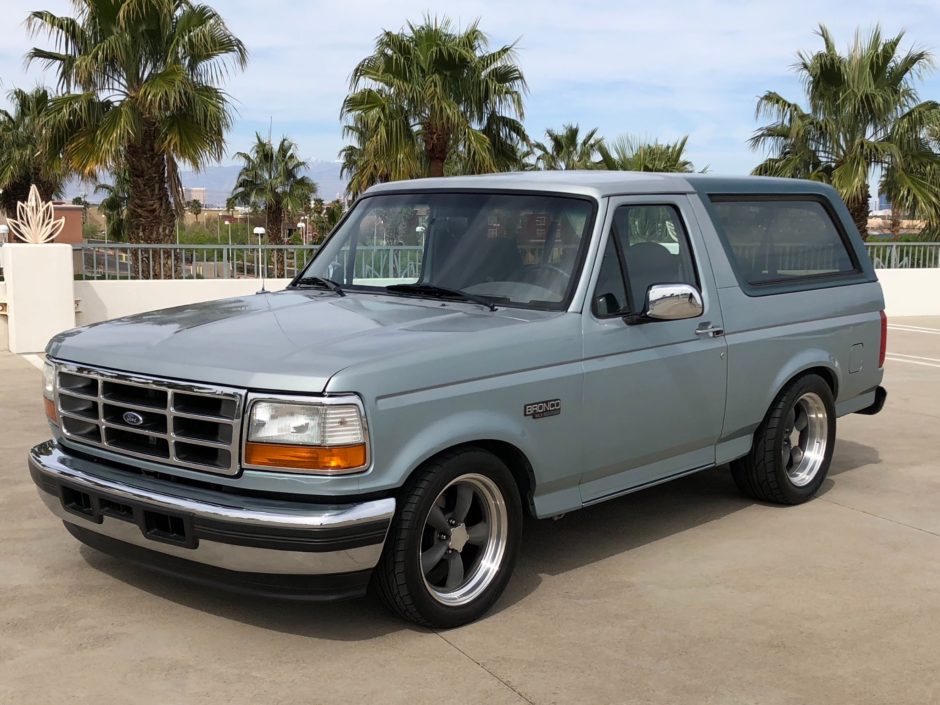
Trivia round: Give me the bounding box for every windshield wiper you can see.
[385,283,499,311]
[293,276,345,297]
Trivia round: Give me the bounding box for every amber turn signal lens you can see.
[44,397,58,423]
[245,442,367,473]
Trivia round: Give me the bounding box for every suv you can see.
[31,172,887,627]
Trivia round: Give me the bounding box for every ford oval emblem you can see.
[122,411,144,426]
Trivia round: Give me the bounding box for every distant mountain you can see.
[61,160,347,207]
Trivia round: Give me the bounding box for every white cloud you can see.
[2,0,939,174]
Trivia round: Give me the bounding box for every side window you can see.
[592,236,629,316]
[709,198,859,286]
[592,204,699,317]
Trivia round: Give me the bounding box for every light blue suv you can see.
[31,172,887,627]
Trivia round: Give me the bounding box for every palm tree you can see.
[230,134,317,275]
[341,16,528,182]
[95,167,130,242]
[750,25,940,238]
[530,124,604,170]
[0,87,67,215]
[339,113,405,199]
[27,0,247,249]
[598,135,699,172]
[186,199,203,222]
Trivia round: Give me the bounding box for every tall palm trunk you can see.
[845,191,870,240]
[425,123,448,177]
[126,122,176,277]
[265,200,284,277]
[889,204,902,238]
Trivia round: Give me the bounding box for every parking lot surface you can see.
[2,318,939,705]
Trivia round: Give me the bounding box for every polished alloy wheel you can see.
[419,473,508,606]
[782,391,828,487]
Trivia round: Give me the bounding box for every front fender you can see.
[380,409,539,490]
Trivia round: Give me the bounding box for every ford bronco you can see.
[31,172,887,627]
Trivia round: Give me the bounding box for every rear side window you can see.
[709,197,859,286]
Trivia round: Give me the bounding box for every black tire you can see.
[730,373,836,505]
[373,447,522,628]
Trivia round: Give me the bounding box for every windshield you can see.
[295,192,596,310]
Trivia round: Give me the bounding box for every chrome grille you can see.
[54,362,245,476]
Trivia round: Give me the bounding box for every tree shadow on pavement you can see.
[78,439,880,638]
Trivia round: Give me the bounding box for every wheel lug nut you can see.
[439,532,448,541]
[448,519,457,527]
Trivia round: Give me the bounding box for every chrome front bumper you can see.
[29,441,396,599]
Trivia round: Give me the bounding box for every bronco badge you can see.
[524,399,561,419]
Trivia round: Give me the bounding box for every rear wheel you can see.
[374,448,522,628]
[731,374,835,504]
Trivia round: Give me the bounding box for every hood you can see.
[48,289,551,392]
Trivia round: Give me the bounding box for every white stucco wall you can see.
[0,281,8,351]
[876,269,940,318]
[69,270,940,326]
[2,267,939,353]
[1,244,76,353]
[74,278,292,326]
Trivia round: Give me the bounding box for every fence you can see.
[7,240,938,283]
[864,242,940,269]
[71,244,319,281]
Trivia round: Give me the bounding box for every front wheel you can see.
[731,374,836,505]
[374,448,522,628]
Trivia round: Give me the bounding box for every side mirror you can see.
[643,283,703,321]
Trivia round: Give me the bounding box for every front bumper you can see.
[29,441,396,600]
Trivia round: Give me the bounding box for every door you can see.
[579,195,728,504]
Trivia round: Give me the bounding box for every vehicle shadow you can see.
[78,439,880,639]
[815,438,882,497]
[828,438,883,476]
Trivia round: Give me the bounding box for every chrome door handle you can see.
[695,323,724,338]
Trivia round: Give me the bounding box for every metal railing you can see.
[58,240,940,282]
[72,244,320,280]
[864,242,940,269]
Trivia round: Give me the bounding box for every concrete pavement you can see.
[1,320,938,705]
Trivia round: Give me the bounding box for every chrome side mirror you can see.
[643,284,703,321]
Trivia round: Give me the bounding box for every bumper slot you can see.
[142,509,194,548]
[99,497,134,520]
[61,485,97,520]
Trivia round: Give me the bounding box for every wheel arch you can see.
[768,355,840,409]
[403,440,537,518]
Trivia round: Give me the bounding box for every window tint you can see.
[592,204,699,316]
[304,193,594,310]
[709,199,857,285]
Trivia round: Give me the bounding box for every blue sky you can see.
[2,0,940,176]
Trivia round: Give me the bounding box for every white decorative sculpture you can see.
[6,184,65,244]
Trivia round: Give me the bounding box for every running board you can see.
[581,463,715,507]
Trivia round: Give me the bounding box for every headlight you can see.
[245,399,368,474]
[42,361,58,422]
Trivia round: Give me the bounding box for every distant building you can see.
[184,187,207,203]
[1,203,85,244]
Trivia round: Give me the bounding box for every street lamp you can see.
[296,221,306,245]
[253,226,267,287]
[224,221,232,246]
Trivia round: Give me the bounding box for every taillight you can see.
[879,310,887,368]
